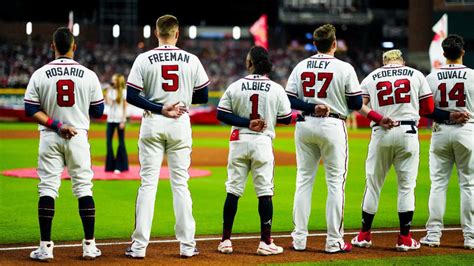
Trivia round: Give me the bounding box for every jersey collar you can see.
[244,74,269,80]
[310,53,335,59]
[154,45,180,51]
[439,64,466,70]
[48,58,79,65]
[382,64,404,69]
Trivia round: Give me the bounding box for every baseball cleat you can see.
[217,239,233,254]
[464,240,474,250]
[419,235,440,247]
[291,240,306,251]
[325,242,352,253]
[257,240,283,256]
[351,230,372,248]
[180,248,199,258]
[82,239,101,260]
[396,234,420,251]
[125,247,145,259]
[30,241,54,262]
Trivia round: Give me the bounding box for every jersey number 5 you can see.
[301,72,333,98]
[376,79,411,106]
[56,79,75,107]
[162,65,179,91]
[438,83,465,107]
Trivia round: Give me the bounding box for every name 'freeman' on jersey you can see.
[241,81,271,92]
[372,68,414,81]
[45,67,85,79]
[147,51,190,65]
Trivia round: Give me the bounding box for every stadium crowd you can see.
[0,39,389,90]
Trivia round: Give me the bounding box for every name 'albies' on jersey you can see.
[126,45,209,107]
[285,53,362,116]
[217,74,292,139]
[24,58,104,130]
[426,64,474,123]
[360,64,432,122]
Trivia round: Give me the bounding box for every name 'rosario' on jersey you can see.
[45,67,85,79]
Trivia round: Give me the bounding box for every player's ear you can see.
[72,43,77,52]
[461,49,465,58]
[175,30,179,40]
[51,43,55,51]
[155,29,159,39]
[332,39,337,50]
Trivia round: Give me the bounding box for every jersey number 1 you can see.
[56,79,75,107]
[249,94,260,119]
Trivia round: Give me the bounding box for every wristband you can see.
[46,118,63,133]
[367,110,383,124]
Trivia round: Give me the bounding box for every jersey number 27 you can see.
[301,72,333,98]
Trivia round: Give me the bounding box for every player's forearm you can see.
[288,95,315,113]
[192,86,209,104]
[423,108,450,122]
[31,111,63,132]
[358,105,384,124]
[126,85,163,114]
[216,110,250,128]
[418,96,435,116]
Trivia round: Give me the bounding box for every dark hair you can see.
[313,24,336,53]
[53,27,74,55]
[442,34,464,60]
[249,46,272,75]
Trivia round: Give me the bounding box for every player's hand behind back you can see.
[161,102,187,119]
[249,119,267,132]
[450,111,470,124]
[315,105,330,117]
[59,124,78,139]
[379,117,396,129]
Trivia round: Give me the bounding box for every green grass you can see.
[0,122,462,244]
[275,254,474,265]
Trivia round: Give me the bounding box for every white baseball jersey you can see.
[426,64,474,122]
[106,88,127,123]
[217,74,292,139]
[361,64,432,122]
[24,58,104,130]
[126,45,209,108]
[285,53,362,116]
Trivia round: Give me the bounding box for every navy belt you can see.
[302,111,346,120]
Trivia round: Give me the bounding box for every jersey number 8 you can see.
[56,79,75,107]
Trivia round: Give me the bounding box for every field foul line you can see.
[0,227,462,251]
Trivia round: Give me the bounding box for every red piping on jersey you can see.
[381,65,404,69]
[47,63,80,65]
[439,67,467,70]
[419,96,435,116]
[194,80,210,90]
[127,82,143,91]
[346,91,363,95]
[91,99,105,105]
[286,91,298,97]
[217,106,232,113]
[277,112,292,118]
[24,99,41,104]
[153,48,181,51]
[419,93,433,100]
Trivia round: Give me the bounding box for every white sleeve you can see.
[285,66,300,98]
[418,74,433,100]
[127,55,144,91]
[345,66,362,96]
[425,74,437,94]
[90,74,105,105]
[360,76,370,98]
[217,88,233,113]
[194,57,210,91]
[24,71,41,106]
[277,87,292,119]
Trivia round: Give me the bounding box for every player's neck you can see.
[55,51,74,60]
[446,59,463,65]
[158,39,177,47]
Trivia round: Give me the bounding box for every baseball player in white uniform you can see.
[216,46,292,256]
[286,24,393,253]
[420,34,473,249]
[351,49,435,251]
[24,27,104,261]
[125,15,209,258]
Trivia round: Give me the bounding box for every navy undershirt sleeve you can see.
[216,110,250,128]
[423,108,450,122]
[192,86,209,104]
[89,103,104,118]
[288,95,315,113]
[126,85,163,114]
[347,95,363,110]
[24,102,41,117]
[277,116,292,125]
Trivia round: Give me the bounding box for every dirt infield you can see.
[0,229,470,265]
[0,128,433,140]
[93,147,297,167]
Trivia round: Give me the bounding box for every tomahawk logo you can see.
[264,219,272,226]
